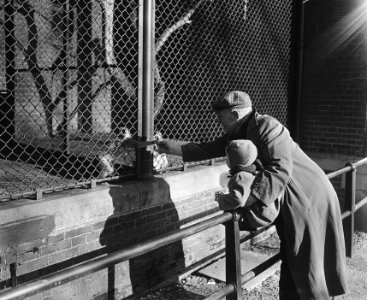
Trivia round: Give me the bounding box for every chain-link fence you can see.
[0,0,295,201]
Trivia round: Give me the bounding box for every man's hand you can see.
[156,140,183,156]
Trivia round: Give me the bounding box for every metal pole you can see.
[225,211,242,299]
[344,163,356,258]
[142,0,154,140]
[137,0,154,179]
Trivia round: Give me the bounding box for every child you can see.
[216,139,280,230]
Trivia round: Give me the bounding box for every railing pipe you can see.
[327,157,367,179]
[327,166,351,179]
[344,163,356,257]
[0,212,233,300]
[204,284,235,300]
[241,253,281,284]
[353,157,367,168]
[355,196,367,211]
[208,252,282,300]
[341,210,350,220]
[225,211,242,299]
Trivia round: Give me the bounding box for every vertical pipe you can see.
[142,0,154,140]
[225,212,242,300]
[3,0,16,150]
[344,163,356,258]
[62,0,70,154]
[137,0,144,136]
[290,0,304,142]
[137,0,154,179]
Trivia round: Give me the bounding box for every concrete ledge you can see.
[159,163,229,201]
[0,163,229,234]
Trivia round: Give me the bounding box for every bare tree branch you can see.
[17,0,55,137]
[155,8,194,54]
[153,0,213,116]
[155,0,211,54]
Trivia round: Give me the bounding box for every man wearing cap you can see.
[157,91,347,300]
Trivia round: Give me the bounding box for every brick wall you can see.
[301,0,367,158]
[0,163,229,299]
[301,0,367,232]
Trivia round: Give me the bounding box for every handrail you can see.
[1,157,367,300]
[0,213,233,300]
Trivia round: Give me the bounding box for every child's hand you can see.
[215,191,224,202]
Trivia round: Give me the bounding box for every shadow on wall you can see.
[100,179,185,299]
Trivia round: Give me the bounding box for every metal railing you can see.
[1,157,367,300]
[327,157,367,257]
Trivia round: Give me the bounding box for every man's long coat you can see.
[181,110,347,299]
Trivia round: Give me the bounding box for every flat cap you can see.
[212,91,252,110]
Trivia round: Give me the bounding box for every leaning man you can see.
[157,91,347,300]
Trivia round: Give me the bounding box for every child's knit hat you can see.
[226,139,257,169]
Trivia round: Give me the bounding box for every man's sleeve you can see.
[250,117,293,205]
[181,136,227,162]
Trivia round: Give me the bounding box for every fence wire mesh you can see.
[0,0,294,200]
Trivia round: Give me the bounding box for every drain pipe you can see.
[292,0,305,143]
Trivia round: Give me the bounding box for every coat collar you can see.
[226,107,258,141]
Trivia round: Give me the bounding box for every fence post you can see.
[137,0,154,180]
[344,163,356,258]
[10,263,17,287]
[225,211,242,300]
